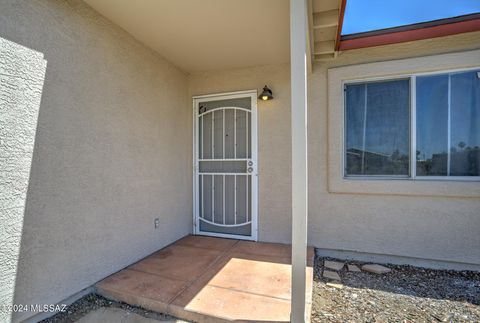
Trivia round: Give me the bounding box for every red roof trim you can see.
[339,14,480,51]
[334,0,347,51]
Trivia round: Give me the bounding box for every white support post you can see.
[290,0,308,322]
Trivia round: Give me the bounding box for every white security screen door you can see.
[193,91,258,240]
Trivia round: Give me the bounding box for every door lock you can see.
[247,167,254,173]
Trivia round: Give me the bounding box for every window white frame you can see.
[342,66,480,182]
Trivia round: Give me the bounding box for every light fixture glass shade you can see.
[258,85,273,101]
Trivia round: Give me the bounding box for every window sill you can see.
[343,176,480,182]
[330,176,480,198]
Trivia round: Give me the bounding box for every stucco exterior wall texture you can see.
[189,31,480,270]
[0,37,47,323]
[311,37,480,270]
[0,1,191,322]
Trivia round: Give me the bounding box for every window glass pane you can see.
[416,70,480,177]
[450,70,480,176]
[345,84,366,175]
[345,79,410,176]
[416,75,448,176]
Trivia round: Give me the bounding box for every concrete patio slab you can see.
[96,269,186,310]
[96,235,314,322]
[175,235,237,252]
[170,285,291,322]
[231,240,292,258]
[129,245,224,282]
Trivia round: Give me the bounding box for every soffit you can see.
[83,0,291,73]
[310,0,344,61]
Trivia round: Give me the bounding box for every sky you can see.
[342,0,480,35]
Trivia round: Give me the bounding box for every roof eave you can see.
[338,13,480,51]
[334,0,347,51]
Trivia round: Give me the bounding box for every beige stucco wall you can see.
[0,37,47,323]
[189,65,293,242]
[0,1,191,321]
[189,31,480,269]
[311,41,480,270]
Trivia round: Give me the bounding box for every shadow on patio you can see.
[96,235,314,322]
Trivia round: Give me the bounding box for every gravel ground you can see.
[312,256,480,322]
[40,294,181,323]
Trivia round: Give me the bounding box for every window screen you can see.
[345,79,410,176]
[416,70,480,176]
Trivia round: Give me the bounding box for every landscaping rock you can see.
[76,307,177,323]
[324,260,344,271]
[326,282,344,289]
[347,264,361,272]
[313,256,480,322]
[323,270,341,281]
[362,264,391,274]
[40,294,180,323]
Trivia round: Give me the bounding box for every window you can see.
[344,68,480,179]
[345,79,410,176]
[417,71,480,177]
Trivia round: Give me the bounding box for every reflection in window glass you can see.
[416,70,480,176]
[450,71,480,176]
[345,80,410,176]
[416,75,448,176]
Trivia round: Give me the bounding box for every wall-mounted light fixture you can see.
[258,85,273,101]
